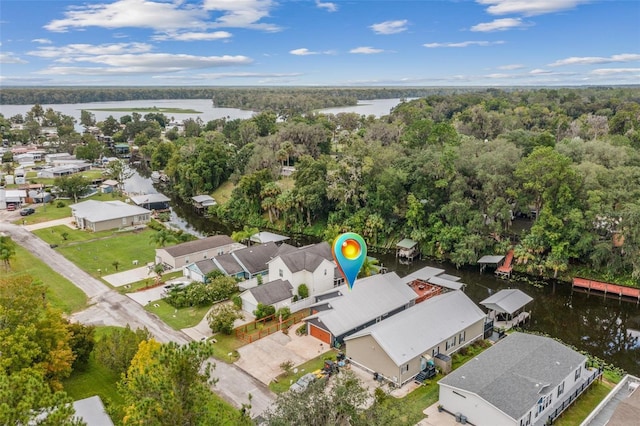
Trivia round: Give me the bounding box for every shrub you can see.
[296,323,307,336]
[232,295,242,309]
[275,307,291,321]
[298,283,309,299]
[208,304,243,335]
[254,303,275,320]
[56,200,65,208]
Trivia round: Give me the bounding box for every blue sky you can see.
[0,0,638,86]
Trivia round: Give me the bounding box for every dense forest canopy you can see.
[3,87,640,285]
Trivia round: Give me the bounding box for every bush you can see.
[232,295,242,309]
[298,283,309,299]
[254,303,276,320]
[275,307,291,321]
[56,200,65,208]
[296,323,307,336]
[208,304,243,335]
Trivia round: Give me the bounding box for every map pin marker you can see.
[332,232,367,290]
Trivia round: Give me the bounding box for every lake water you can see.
[0,98,408,129]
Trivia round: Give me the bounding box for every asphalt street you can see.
[0,218,275,416]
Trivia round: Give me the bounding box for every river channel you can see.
[125,170,640,376]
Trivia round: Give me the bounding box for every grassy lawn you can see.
[555,380,613,426]
[212,180,235,205]
[63,326,126,422]
[269,351,338,393]
[451,339,493,370]
[18,192,127,225]
[208,332,247,363]
[145,299,211,330]
[377,380,441,425]
[33,225,115,245]
[55,228,156,278]
[116,271,183,294]
[4,244,87,313]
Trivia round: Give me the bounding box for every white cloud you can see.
[45,0,279,33]
[161,71,303,80]
[290,48,318,56]
[152,31,232,41]
[28,42,153,59]
[590,68,640,76]
[529,68,552,75]
[471,18,529,32]
[476,0,590,17]
[549,53,640,66]
[424,40,505,48]
[370,20,408,35]
[316,1,337,12]
[0,52,28,64]
[203,0,280,31]
[350,46,384,54]
[498,63,524,70]
[34,53,252,75]
[32,38,53,44]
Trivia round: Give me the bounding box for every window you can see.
[575,367,582,381]
[557,381,565,397]
[122,217,127,225]
[459,331,466,344]
[324,269,327,275]
[218,249,224,255]
[445,336,456,350]
[279,269,283,277]
[402,364,409,373]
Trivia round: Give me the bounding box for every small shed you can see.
[100,179,119,194]
[129,193,170,211]
[481,289,533,330]
[477,255,505,273]
[192,195,217,213]
[250,231,290,245]
[396,238,418,260]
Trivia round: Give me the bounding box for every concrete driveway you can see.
[103,264,156,287]
[235,331,332,385]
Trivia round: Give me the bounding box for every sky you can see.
[0,0,639,87]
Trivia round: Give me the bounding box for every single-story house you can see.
[39,163,92,178]
[1,189,27,210]
[70,200,151,232]
[439,332,599,426]
[267,242,337,297]
[129,193,170,211]
[345,290,486,386]
[240,279,293,314]
[304,272,417,347]
[402,266,466,303]
[44,153,73,164]
[73,395,114,426]
[99,179,119,194]
[156,235,243,270]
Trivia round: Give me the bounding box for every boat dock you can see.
[572,277,640,302]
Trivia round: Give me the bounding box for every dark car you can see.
[20,207,35,216]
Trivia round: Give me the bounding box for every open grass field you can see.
[53,228,156,278]
[269,351,337,393]
[212,180,235,205]
[208,332,247,363]
[145,298,211,330]
[555,380,613,426]
[379,379,440,425]
[33,225,115,245]
[4,244,87,313]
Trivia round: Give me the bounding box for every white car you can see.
[289,373,316,393]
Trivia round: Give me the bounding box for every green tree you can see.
[67,322,95,370]
[54,174,91,203]
[149,228,178,247]
[99,115,120,136]
[94,325,151,375]
[0,235,17,271]
[297,283,309,299]
[74,137,105,163]
[80,109,96,128]
[104,159,133,193]
[253,303,275,320]
[207,303,243,335]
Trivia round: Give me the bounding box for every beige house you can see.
[70,200,151,232]
[156,235,243,270]
[345,291,486,387]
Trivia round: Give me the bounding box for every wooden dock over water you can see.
[572,277,640,302]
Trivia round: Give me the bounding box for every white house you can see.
[266,242,336,297]
[240,279,293,314]
[70,200,151,232]
[438,332,600,426]
[156,235,244,270]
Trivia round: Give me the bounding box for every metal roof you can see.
[129,193,170,205]
[163,235,235,257]
[250,231,290,244]
[478,255,505,264]
[73,396,114,426]
[439,332,587,421]
[396,238,418,249]
[305,272,417,338]
[192,195,216,205]
[345,291,485,366]
[427,276,465,291]
[480,289,533,315]
[401,266,446,285]
[249,279,293,306]
[70,200,150,222]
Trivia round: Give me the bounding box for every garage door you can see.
[242,298,257,315]
[309,323,332,345]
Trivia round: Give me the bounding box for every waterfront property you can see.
[129,193,171,211]
[344,290,486,387]
[438,332,602,426]
[250,231,290,245]
[191,195,216,213]
[401,265,466,303]
[70,200,151,232]
[396,238,419,261]
[572,277,640,302]
[156,235,243,270]
[480,289,533,332]
[304,272,417,346]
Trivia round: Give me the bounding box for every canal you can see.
[125,170,640,376]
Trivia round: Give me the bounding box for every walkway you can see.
[581,374,640,426]
[495,249,514,278]
[573,277,640,300]
[24,216,76,231]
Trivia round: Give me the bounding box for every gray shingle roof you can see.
[345,291,486,366]
[163,235,235,257]
[249,279,293,306]
[213,253,244,275]
[193,259,219,276]
[70,200,150,222]
[232,242,279,274]
[275,242,334,273]
[305,272,417,337]
[439,332,587,420]
[481,289,533,315]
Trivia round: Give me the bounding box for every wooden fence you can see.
[235,311,306,343]
[545,367,603,425]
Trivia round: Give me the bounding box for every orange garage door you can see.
[309,323,332,345]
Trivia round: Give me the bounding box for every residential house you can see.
[70,200,151,232]
[0,188,27,210]
[40,163,92,178]
[438,332,599,426]
[99,179,119,194]
[240,279,293,314]
[304,272,417,347]
[73,396,114,426]
[344,291,486,386]
[266,242,337,297]
[401,265,466,303]
[156,235,243,270]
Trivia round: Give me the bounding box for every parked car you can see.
[20,207,35,216]
[289,373,316,393]
[6,204,16,211]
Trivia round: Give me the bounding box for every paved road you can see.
[0,220,276,416]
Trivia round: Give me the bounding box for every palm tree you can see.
[149,229,177,248]
[231,226,259,245]
[0,236,17,271]
[358,256,380,278]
